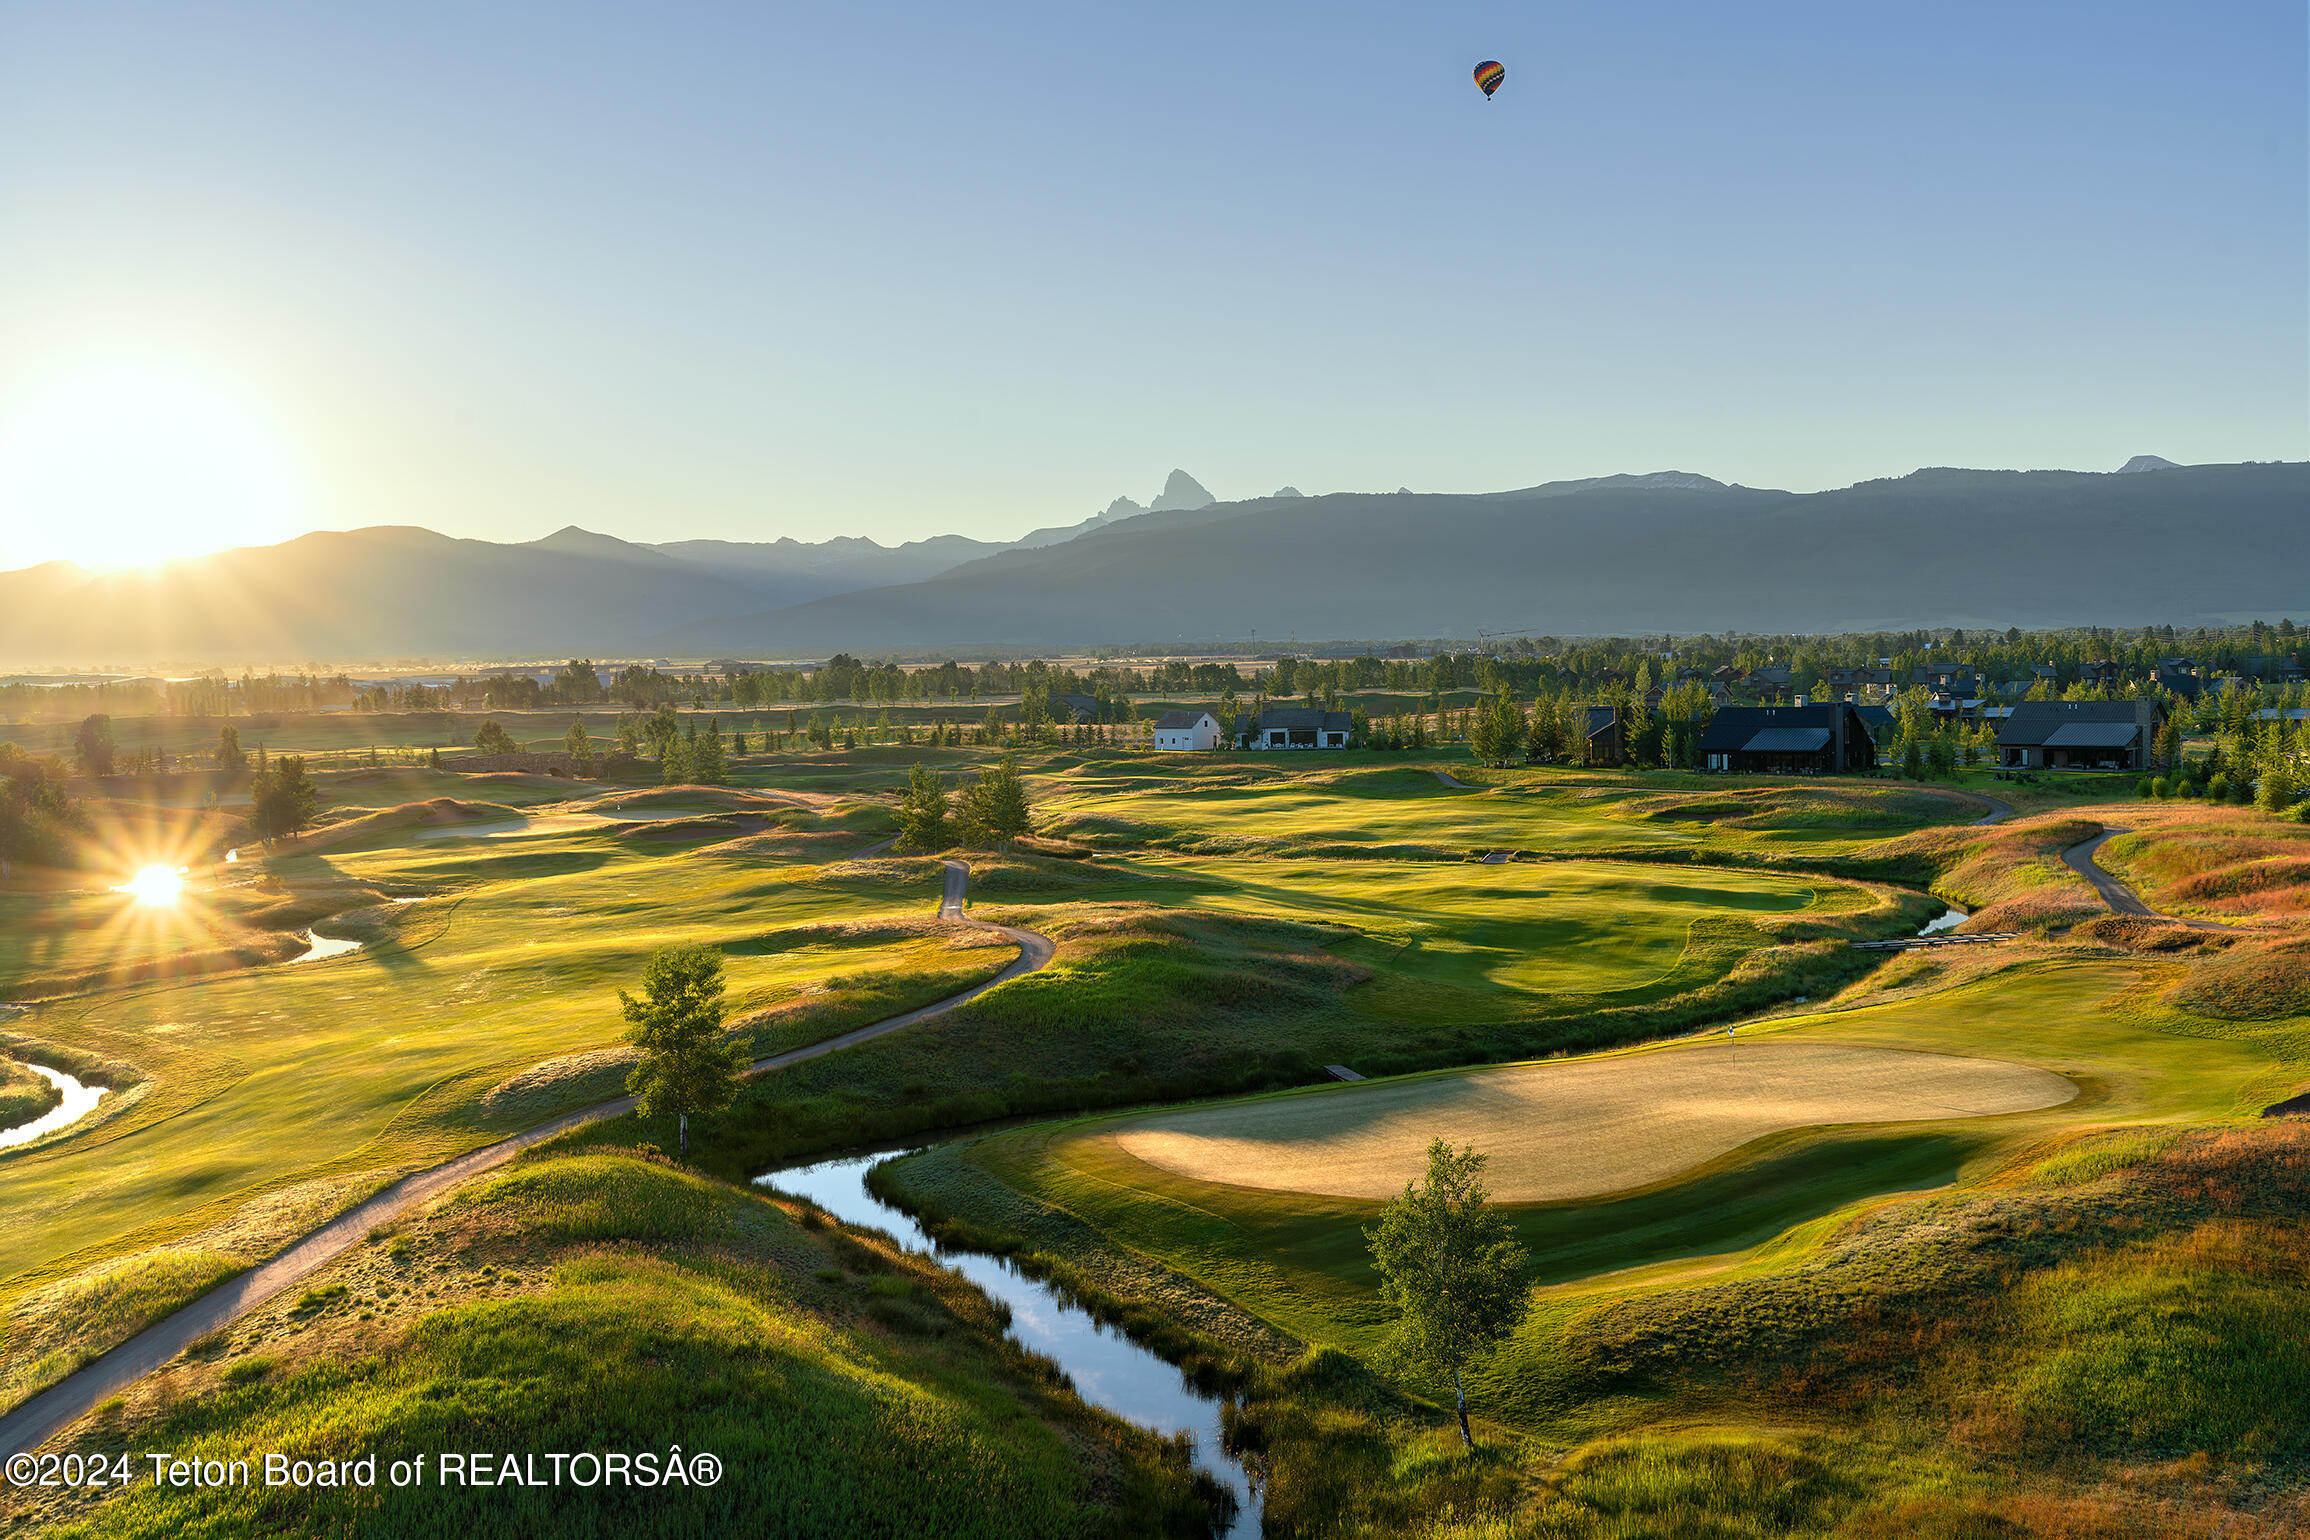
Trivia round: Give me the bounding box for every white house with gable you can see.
[1151,710,1223,751]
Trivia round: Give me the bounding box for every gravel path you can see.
[0,853,1050,1459]
[2060,826,2244,933]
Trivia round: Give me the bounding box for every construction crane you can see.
[1475,626,1552,655]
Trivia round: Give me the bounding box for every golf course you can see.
[4,734,2308,1538]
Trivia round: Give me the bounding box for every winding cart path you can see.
[0,856,1049,1460]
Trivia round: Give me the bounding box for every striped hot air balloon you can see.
[1473,60,1505,99]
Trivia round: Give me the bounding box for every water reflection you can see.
[760,1152,1261,1535]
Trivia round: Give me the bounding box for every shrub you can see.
[2149,777,2170,799]
[2207,774,2231,802]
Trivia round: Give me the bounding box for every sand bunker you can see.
[1113,1042,2075,1203]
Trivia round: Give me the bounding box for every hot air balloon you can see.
[1473,60,1505,99]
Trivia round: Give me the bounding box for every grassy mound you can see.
[2096,808,2310,921]
[2170,937,2310,1020]
[0,1058,62,1127]
[7,1153,1220,1538]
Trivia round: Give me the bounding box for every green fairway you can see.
[913,956,2310,1361]
[977,854,1838,1008]
[1036,764,1982,860]
[0,815,1000,1409]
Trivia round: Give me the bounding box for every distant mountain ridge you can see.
[0,458,2297,665]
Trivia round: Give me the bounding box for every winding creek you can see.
[761,1152,1261,1537]
[0,1063,108,1150]
[1918,905,1969,936]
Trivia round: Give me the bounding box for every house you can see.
[1150,710,1223,752]
[1853,704,1897,745]
[1996,699,2167,772]
[2083,660,2124,688]
[1050,692,1103,723]
[2153,657,2202,698]
[1245,707,1352,749]
[1747,666,1794,702]
[1823,666,1896,702]
[1698,704,1876,775]
[1580,706,1625,766]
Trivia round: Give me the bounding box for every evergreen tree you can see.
[959,756,1031,849]
[214,725,247,773]
[248,755,318,842]
[473,719,518,756]
[896,762,950,852]
[620,945,746,1159]
[660,734,693,784]
[564,714,597,777]
[694,720,729,785]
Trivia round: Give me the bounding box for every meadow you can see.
[0,788,1013,1412]
[7,725,2308,1537]
[0,1148,1222,1538]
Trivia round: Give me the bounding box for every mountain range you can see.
[0,460,2300,666]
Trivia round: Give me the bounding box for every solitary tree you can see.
[896,762,949,852]
[73,715,116,777]
[620,944,746,1159]
[214,725,247,773]
[473,719,518,756]
[248,755,318,843]
[959,756,1031,849]
[1364,1138,1531,1450]
[564,714,597,778]
[693,719,729,785]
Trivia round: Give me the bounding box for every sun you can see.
[116,865,187,906]
[0,364,305,571]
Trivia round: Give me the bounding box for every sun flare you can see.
[0,364,305,571]
[116,865,188,906]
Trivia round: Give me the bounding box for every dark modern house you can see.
[1995,699,2167,772]
[1698,703,1876,775]
[1580,705,1624,766]
[1245,707,1352,749]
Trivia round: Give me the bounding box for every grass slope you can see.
[1,1151,1221,1538]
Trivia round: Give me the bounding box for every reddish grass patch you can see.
[2168,937,2310,1021]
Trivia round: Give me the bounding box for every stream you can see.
[0,1063,109,1150]
[1918,905,1969,936]
[761,1152,1261,1536]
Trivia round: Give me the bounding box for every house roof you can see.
[1697,703,1853,756]
[1996,699,2158,746]
[1741,727,1833,753]
[1051,693,1101,716]
[1583,705,1618,735]
[1256,708,1352,731]
[1151,710,1212,729]
[1854,705,1896,727]
[2041,722,2141,749]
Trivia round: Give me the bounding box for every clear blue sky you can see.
[0,1,2302,565]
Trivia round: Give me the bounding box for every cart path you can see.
[1945,789,2017,826]
[0,855,1049,1460]
[2061,826,2245,933]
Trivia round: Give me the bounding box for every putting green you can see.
[1112,1042,2077,1203]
